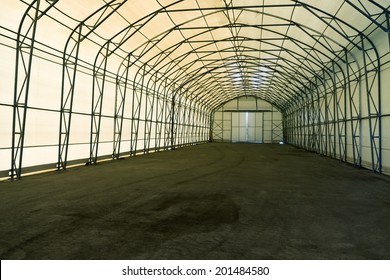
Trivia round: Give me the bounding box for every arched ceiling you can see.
[10,0,390,112]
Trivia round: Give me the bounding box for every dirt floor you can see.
[0,143,390,259]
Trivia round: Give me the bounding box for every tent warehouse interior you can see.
[0,0,389,260]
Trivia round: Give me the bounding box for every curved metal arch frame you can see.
[127,40,332,118]
[118,9,308,94]
[168,59,308,108]
[125,42,363,165]
[165,45,347,111]
[132,74,211,153]
[140,49,314,106]
[296,1,382,172]
[172,33,348,101]
[284,57,370,169]
[103,3,380,165]
[88,1,184,164]
[126,16,360,111]
[343,0,389,33]
[128,58,310,153]
[128,14,347,92]
[101,6,226,158]
[133,45,306,107]
[168,48,328,103]
[58,0,128,170]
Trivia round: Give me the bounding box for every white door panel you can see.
[232,112,263,143]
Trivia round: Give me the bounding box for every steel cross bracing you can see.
[58,0,127,170]
[143,70,158,153]
[109,7,338,145]
[149,19,332,99]
[345,50,362,167]
[283,55,354,158]
[345,0,389,34]
[161,0,229,113]
[112,55,131,159]
[281,2,383,173]
[11,0,58,179]
[284,62,353,162]
[88,0,185,164]
[129,70,144,156]
[128,63,211,155]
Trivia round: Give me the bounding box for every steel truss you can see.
[11,0,58,179]
[125,9,361,112]
[88,1,188,163]
[58,0,127,169]
[283,2,383,173]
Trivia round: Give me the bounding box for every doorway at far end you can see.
[231,112,263,143]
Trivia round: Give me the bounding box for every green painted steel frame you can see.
[7,0,388,178]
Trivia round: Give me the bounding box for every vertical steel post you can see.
[331,62,337,159]
[361,35,381,173]
[130,69,145,156]
[346,50,362,167]
[144,71,157,153]
[170,95,176,149]
[113,55,131,159]
[89,43,110,164]
[11,0,58,179]
[310,84,316,151]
